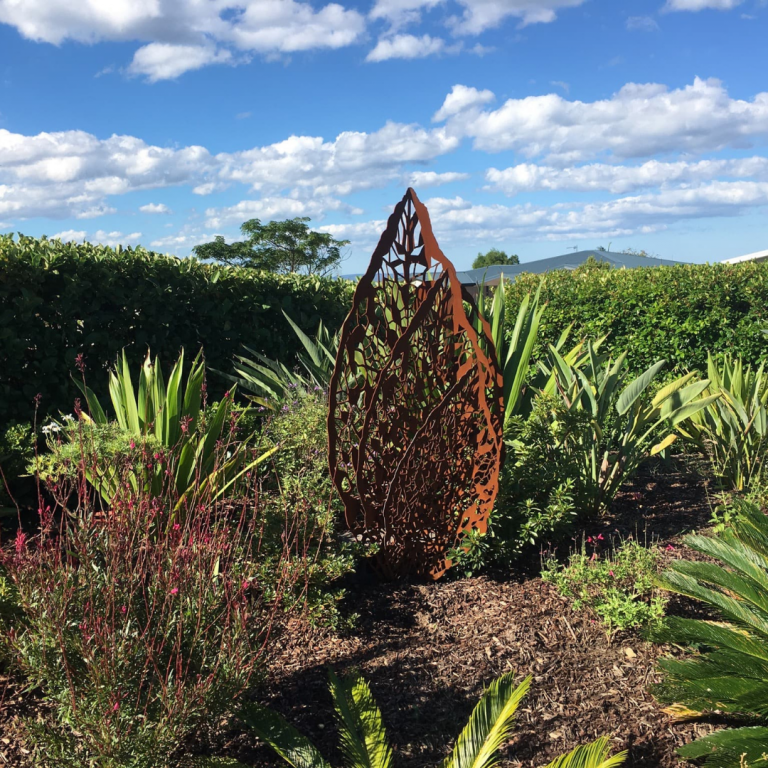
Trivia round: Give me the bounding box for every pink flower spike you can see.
[112,702,120,712]
[170,587,179,595]
[597,534,604,541]
[609,570,614,577]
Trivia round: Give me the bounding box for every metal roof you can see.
[455,250,682,285]
[341,249,683,284]
[722,248,768,264]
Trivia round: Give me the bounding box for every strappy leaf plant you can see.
[544,343,720,515]
[653,500,768,766]
[677,353,768,490]
[72,349,273,511]
[226,311,339,408]
[237,669,627,768]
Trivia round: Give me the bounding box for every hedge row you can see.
[506,258,768,377]
[0,235,354,426]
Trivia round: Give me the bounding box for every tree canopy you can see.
[472,248,520,269]
[192,217,349,276]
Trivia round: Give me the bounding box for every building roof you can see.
[340,249,683,284]
[722,248,768,265]
[455,249,682,285]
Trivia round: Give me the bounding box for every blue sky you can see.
[1,0,767,273]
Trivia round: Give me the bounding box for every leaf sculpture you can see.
[328,188,504,580]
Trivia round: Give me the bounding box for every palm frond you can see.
[543,736,627,768]
[238,702,332,768]
[441,673,531,768]
[329,670,393,768]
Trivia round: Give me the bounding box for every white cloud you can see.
[408,171,470,188]
[51,229,86,241]
[433,84,495,122]
[626,15,659,31]
[485,157,768,195]
[204,195,350,228]
[139,202,172,214]
[366,34,445,62]
[664,0,743,10]
[0,0,366,80]
[438,77,768,161]
[91,230,143,247]
[129,44,233,82]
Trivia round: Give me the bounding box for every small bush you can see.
[0,419,338,767]
[542,538,667,636]
[0,421,37,508]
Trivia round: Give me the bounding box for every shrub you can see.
[0,421,338,766]
[678,353,768,491]
[542,538,667,636]
[240,668,627,768]
[652,500,768,766]
[0,420,37,509]
[0,234,354,428]
[253,389,362,626]
[506,259,768,380]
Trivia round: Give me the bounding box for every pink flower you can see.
[120,606,127,614]
[666,544,675,551]
[609,570,614,577]
[170,588,179,595]
[597,534,604,541]
[112,702,119,712]
[173,523,180,531]
[590,552,597,561]
[129,440,136,450]
[586,536,593,544]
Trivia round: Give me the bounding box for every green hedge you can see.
[506,259,768,376]
[0,235,354,426]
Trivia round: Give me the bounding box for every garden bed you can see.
[0,457,722,766]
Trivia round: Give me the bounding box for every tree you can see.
[472,248,520,269]
[192,217,349,276]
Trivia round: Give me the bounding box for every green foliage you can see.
[678,353,768,490]
[506,260,768,380]
[0,233,354,427]
[193,217,350,276]
[0,420,37,509]
[227,311,338,408]
[472,249,520,269]
[47,349,270,513]
[542,539,667,636]
[253,390,360,627]
[240,669,626,768]
[541,344,717,516]
[485,395,583,562]
[652,500,768,766]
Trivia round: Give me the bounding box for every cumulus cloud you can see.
[91,230,143,247]
[664,0,744,10]
[369,0,586,34]
[129,44,233,82]
[139,202,172,214]
[51,229,86,241]
[408,171,470,188]
[0,0,366,80]
[437,77,768,161]
[366,34,445,62]
[204,195,352,228]
[433,84,495,122]
[485,157,768,195]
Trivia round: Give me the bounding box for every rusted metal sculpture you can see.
[328,188,504,580]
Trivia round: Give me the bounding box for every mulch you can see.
[1,454,729,766]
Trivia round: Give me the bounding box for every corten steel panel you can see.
[327,188,504,580]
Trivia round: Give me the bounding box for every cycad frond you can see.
[677,726,768,766]
[543,736,627,768]
[329,670,393,768]
[239,702,332,768]
[441,673,531,768]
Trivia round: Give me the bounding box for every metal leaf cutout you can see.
[328,188,504,580]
